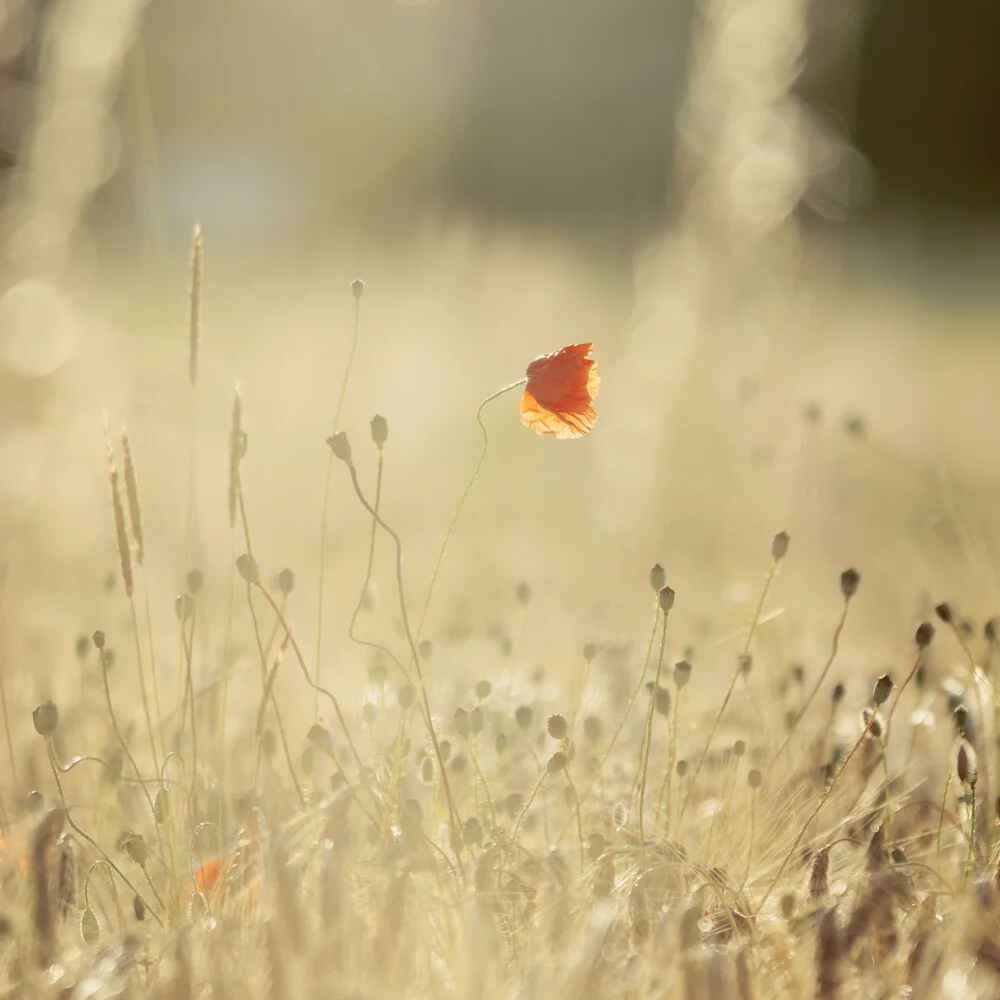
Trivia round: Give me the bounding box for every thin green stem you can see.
[638,613,669,846]
[316,293,363,721]
[966,782,977,880]
[557,599,660,845]
[681,556,779,827]
[773,597,851,764]
[655,688,681,834]
[218,527,236,837]
[341,458,464,853]
[415,378,527,642]
[139,570,165,763]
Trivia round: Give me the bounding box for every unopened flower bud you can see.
[957,740,978,786]
[236,554,260,585]
[771,531,790,561]
[934,603,953,625]
[546,751,567,774]
[840,568,860,600]
[326,431,352,463]
[32,701,58,736]
[546,715,568,741]
[872,673,893,706]
[370,414,388,448]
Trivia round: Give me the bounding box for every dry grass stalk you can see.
[228,387,244,531]
[120,428,145,565]
[105,424,134,599]
[30,809,64,968]
[189,223,203,387]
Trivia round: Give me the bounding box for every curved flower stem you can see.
[773,596,852,765]
[415,377,527,642]
[340,459,464,856]
[316,293,363,721]
[44,738,162,927]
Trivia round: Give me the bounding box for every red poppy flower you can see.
[520,343,600,439]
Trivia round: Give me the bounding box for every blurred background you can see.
[0,0,998,710]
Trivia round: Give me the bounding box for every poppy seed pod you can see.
[186,569,203,595]
[469,706,484,735]
[174,593,195,621]
[986,617,1000,644]
[351,278,365,300]
[92,630,106,651]
[235,554,260,585]
[659,586,675,613]
[747,769,763,789]
[515,705,533,730]
[32,701,58,736]
[583,642,597,663]
[515,581,531,605]
[370,414,388,448]
[649,564,666,593]
[934,602,953,625]
[832,682,846,704]
[453,708,469,737]
[277,568,295,595]
[546,715,568,741]
[654,686,672,716]
[546,751,567,774]
[326,431,352,463]
[957,741,978,786]
[872,674,894,706]
[673,660,692,688]
[771,531,790,561]
[915,622,935,648]
[840,568,860,599]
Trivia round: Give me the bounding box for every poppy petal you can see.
[520,387,597,439]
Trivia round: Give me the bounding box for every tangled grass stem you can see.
[754,704,880,918]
